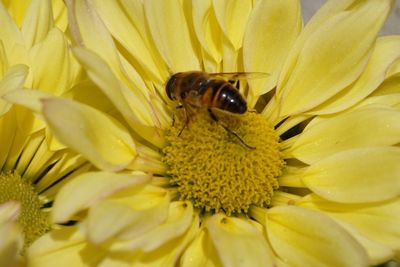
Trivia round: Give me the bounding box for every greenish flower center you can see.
[0,172,50,249]
[163,110,285,215]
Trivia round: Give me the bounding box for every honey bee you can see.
[166,71,268,149]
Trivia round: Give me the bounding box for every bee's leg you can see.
[207,109,255,150]
[178,105,191,137]
[172,105,184,126]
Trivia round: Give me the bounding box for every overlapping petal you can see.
[41,97,137,171]
[302,147,400,203]
[253,206,369,267]
[276,0,392,118]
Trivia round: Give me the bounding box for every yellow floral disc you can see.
[163,110,285,215]
[0,172,50,248]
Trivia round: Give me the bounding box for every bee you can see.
[166,71,268,149]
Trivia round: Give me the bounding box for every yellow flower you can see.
[0,0,89,259]
[20,0,400,266]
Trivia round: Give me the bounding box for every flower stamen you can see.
[163,110,285,215]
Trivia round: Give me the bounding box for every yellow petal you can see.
[29,28,74,95]
[207,214,275,267]
[303,147,400,203]
[89,0,166,84]
[212,0,252,51]
[52,171,149,223]
[28,226,106,267]
[180,228,221,267]
[265,206,368,267]
[72,47,165,148]
[0,202,22,267]
[42,97,137,171]
[309,36,400,114]
[0,64,28,115]
[3,88,52,115]
[277,0,392,117]
[288,107,400,164]
[243,0,301,100]
[87,185,169,244]
[0,222,22,267]
[100,214,200,267]
[191,0,222,68]
[52,0,67,32]
[373,75,400,96]
[111,201,193,252]
[0,2,24,54]
[298,194,399,264]
[21,0,54,48]
[144,0,200,72]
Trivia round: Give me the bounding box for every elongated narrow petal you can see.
[144,0,199,72]
[212,0,252,51]
[87,185,169,244]
[73,48,165,148]
[277,0,392,117]
[21,0,53,48]
[42,97,137,171]
[289,107,400,164]
[309,36,400,114]
[298,194,400,263]
[29,28,74,95]
[266,206,368,267]
[89,0,166,83]
[52,171,149,223]
[191,0,222,68]
[111,201,193,252]
[243,0,301,99]
[0,1,24,52]
[0,202,22,267]
[303,147,400,203]
[0,64,28,115]
[180,229,221,267]
[207,214,275,267]
[28,226,107,267]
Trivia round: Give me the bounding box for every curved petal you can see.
[72,47,165,148]
[89,0,166,84]
[298,194,400,264]
[265,206,368,267]
[277,0,392,117]
[42,97,137,171]
[0,64,28,115]
[212,0,252,51]
[144,0,199,72]
[29,28,75,95]
[21,0,54,48]
[28,226,107,267]
[302,147,400,203]
[0,202,22,267]
[309,36,400,114]
[110,201,194,252]
[207,214,275,267]
[191,0,223,69]
[289,107,400,164]
[243,0,302,101]
[0,1,24,53]
[179,229,221,267]
[52,171,150,223]
[87,185,169,244]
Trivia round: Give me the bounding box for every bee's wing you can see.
[208,72,270,81]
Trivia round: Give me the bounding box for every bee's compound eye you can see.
[166,75,177,100]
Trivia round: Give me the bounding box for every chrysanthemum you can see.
[0,0,89,261]
[18,0,400,266]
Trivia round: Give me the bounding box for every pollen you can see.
[163,110,285,215]
[0,172,50,249]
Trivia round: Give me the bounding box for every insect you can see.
[166,71,268,149]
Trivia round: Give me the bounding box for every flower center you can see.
[0,172,50,248]
[163,110,284,215]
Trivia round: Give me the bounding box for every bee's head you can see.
[166,73,180,100]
